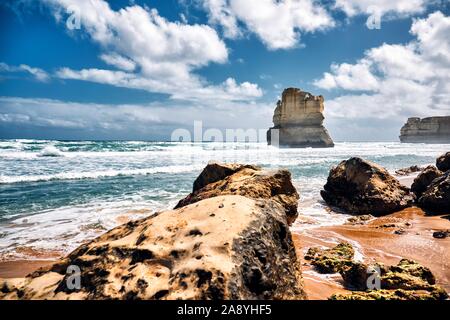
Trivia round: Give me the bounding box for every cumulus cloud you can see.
[202,0,335,50]
[0,62,50,82]
[43,0,261,101]
[315,11,450,121]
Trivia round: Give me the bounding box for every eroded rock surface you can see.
[333,259,448,300]
[436,152,450,172]
[321,158,414,216]
[267,88,334,148]
[304,242,354,274]
[176,163,300,225]
[0,195,305,300]
[417,171,450,214]
[411,165,442,199]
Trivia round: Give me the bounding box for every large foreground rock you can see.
[436,152,450,172]
[417,171,450,214]
[321,158,414,216]
[267,88,334,148]
[176,163,300,225]
[0,196,305,300]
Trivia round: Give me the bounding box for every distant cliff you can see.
[267,88,334,148]
[400,117,450,143]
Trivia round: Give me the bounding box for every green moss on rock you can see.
[304,242,354,273]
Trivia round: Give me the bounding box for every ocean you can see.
[0,139,449,260]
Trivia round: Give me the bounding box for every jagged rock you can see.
[175,163,299,225]
[395,165,423,176]
[267,88,334,148]
[333,252,448,300]
[400,116,450,143]
[411,165,442,199]
[321,158,414,216]
[304,242,354,274]
[436,152,450,172]
[192,162,260,192]
[417,171,450,214]
[0,195,305,300]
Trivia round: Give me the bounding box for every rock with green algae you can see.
[304,242,354,273]
[333,258,448,300]
[330,288,448,300]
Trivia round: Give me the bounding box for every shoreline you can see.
[2,206,448,300]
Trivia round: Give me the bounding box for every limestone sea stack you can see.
[399,116,450,143]
[267,88,334,148]
[0,163,305,300]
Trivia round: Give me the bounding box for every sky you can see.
[0,0,449,141]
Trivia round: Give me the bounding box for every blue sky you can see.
[0,0,449,141]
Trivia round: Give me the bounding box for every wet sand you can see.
[0,260,54,278]
[293,206,450,299]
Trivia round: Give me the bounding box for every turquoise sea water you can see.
[0,139,449,260]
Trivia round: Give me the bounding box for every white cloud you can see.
[334,0,429,18]
[99,54,136,72]
[43,0,261,102]
[0,62,50,82]
[202,0,242,39]
[202,0,335,50]
[314,60,379,91]
[316,11,450,121]
[0,96,273,139]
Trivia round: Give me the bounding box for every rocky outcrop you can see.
[304,242,354,274]
[411,165,442,199]
[321,158,414,216]
[436,152,450,172]
[0,164,305,300]
[400,117,450,143]
[395,165,423,176]
[304,242,448,300]
[417,171,450,214]
[267,88,334,148]
[332,259,448,300]
[176,162,300,225]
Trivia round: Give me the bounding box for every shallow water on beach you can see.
[0,139,449,260]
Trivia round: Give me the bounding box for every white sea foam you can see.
[37,145,65,157]
[0,165,202,184]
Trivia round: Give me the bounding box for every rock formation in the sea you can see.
[436,151,450,172]
[0,164,305,300]
[267,88,334,148]
[176,162,300,225]
[320,157,414,216]
[411,165,442,199]
[399,116,450,143]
